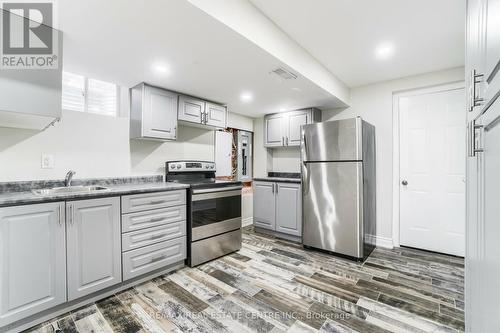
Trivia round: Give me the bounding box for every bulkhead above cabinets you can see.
[130,83,228,141]
[264,108,321,148]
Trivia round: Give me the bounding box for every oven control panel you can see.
[166,161,216,172]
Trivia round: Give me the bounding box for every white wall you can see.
[271,147,301,173]
[0,107,253,182]
[323,67,465,243]
[252,117,272,177]
[227,112,253,131]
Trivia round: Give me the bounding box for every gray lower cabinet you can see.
[121,190,187,281]
[253,181,276,230]
[122,237,186,280]
[0,202,66,327]
[66,197,122,301]
[253,181,302,237]
[275,183,302,236]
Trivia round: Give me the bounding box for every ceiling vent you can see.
[271,67,298,80]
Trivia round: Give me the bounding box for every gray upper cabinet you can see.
[130,83,178,140]
[253,181,276,230]
[205,102,227,128]
[253,181,302,237]
[0,202,66,327]
[287,110,310,146]
[66,197,122,301]
[275,183,302,236]
[178,95,205,124]
[178,96,227,129]
[264,108,321,147]
[264,114,286,147]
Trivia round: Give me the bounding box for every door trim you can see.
[392,81,465,247]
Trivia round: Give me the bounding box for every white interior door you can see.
[399,87,465,256]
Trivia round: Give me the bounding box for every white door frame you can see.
[392,81,465,247]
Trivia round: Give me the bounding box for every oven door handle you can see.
[192,186,243,195]
[192,188,242,201]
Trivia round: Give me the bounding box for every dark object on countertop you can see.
[267,172,300,179]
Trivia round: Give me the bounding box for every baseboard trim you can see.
[242,217,253,227]
[366,234,394,249]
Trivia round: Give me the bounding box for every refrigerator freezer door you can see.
[302,161,363,258]
[301,118,362,162]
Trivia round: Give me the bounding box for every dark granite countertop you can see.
[253,177,301,183]
[253,171,301,183]
[0,177,189,207]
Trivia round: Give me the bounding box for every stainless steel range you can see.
[165,160,242,267]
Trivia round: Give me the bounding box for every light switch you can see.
[41,154,55,169]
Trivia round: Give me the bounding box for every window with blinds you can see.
[62,72,119,116]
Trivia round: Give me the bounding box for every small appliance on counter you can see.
[301,117,376,261]
[165,160,242,267]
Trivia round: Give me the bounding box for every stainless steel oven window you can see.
[191,190,242,229]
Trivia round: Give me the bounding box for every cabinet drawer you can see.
[122,237,186,281]
[122,205,186,233]
[121,190,186,213]
[122,221,186,252]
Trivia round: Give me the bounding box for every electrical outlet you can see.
[41,154,55,169]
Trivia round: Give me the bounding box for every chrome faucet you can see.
[65,170,76,187]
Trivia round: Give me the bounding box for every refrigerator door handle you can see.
[303,135,307,157]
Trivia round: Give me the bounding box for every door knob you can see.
[401,180,408,186]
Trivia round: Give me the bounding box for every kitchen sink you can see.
[32,186,111,196]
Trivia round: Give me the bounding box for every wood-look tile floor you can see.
[27,229,465,333]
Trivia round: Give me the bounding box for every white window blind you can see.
[62,72,85,112]
[87,79,118,116]
[62,72,119,117]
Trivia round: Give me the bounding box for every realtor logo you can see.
[1,1,58,69]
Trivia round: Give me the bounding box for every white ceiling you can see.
[249,0,466,87]
[57,0,465,118]
[57,0,345,118]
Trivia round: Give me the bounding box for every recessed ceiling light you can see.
[240,92,253,102]
[375,42,395,60]
[152,63,170,75]
[279,108,287,112]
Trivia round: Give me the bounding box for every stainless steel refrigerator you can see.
[301,117,376,260]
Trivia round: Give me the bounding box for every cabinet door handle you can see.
[470,69,485,111]
[150,200,166,205]
[271,183,274,194]
[150,233,167,240]
[150,255,166,263]
[282,137,285,146]
[68,204,73,225]
[59,204,64,226]
[468,120,484,157]
[276,183,279,194]
[286,137,289,146]
[149,217,164,223]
